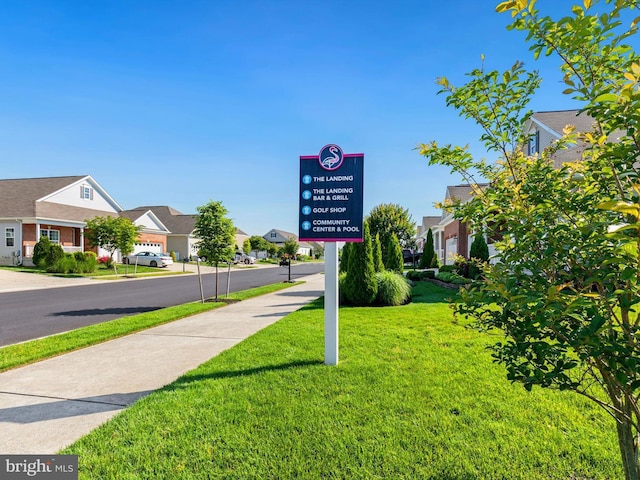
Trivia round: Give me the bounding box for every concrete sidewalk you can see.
[0,273,325,454]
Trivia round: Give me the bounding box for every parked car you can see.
[123,251,173,268]
[403,249,421,265]
[234,252,256,264]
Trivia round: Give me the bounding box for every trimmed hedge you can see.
[405,270,435,281]
[436,271,471,285]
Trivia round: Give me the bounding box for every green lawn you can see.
[63,282,621,479]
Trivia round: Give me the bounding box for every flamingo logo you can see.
[319,144,344,171]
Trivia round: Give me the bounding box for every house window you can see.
[528,130,540,156]
[270,232,276,238]
[5,228,14,247]
[81,185,93,200]
[41,229,60,244]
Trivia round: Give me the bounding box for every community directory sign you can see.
[299,144,364,242]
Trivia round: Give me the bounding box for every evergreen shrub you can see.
[32,235,52,268]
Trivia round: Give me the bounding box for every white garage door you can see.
[134,243,162,254]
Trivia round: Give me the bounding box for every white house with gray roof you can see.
[0,175,123,265]
[419,110,603,265]
[0,175,173,265]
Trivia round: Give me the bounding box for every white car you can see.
[234,252,256,264]
[123,251,173,268]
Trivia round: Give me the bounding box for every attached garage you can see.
[133,242,162,254]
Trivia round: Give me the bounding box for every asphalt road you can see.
[0,263,324,347]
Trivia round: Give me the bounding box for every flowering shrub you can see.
[97,256,113,267]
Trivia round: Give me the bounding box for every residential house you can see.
[415,216,440,254]
[118,209,171,255]
[525,109,594,167]
[419,110,600,266]
[135,206,250,261]
[438,184,488,265]
[235,228,249,253]
[0,175,122,266]
[132,206,197,261]
[262,228,316,257]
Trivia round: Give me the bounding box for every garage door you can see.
[133,243,162,254]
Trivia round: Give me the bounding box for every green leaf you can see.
[594,93,619,103]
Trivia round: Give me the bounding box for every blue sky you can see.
[0,1,607,236]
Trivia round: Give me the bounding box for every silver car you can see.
[123,251,173,268]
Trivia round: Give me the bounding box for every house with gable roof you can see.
[416,215,440,255]
[136,206,250,261]
[0,175,175,266]
[525,109,595,167]
[419,109,603,266]
[263,228,315,257]
[437,184,489,265]
[0,175,123,265]
[118,208,171,255]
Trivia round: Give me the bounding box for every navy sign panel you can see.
[299,144,364,242]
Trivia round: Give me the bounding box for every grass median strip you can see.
[64,282,620,479]
[0,281,302,373]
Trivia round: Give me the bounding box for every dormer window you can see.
[81,185,93,200]
[528,130,540,156]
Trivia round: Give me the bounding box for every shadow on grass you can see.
[164,359,324,391]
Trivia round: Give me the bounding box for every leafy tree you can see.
[419,228,435,269]
[339,242,351,273]
[242,238,251,255]
[343,222,377,306]
[421,2,640,477]
[32,235,52,268]
[314,244,324,259]
[267,242,278,258]
[193,201,236,300]
[85,216,140,275]
[366,203,416,265]
[385,233,404,274]
[248,235,270,258]
[373,233,384,272]
[282,236,299,258]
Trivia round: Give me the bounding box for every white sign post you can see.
[299,145,364,367]
[324,242,339,365]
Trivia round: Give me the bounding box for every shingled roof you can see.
[134,206,197,235]
[530,109,596,136]
[0,175,120,221]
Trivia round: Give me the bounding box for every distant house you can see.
[0,175,123,266]
[235,228,249,253]
[119,209,171,255]
[415,216,440,253]
[438,184,488,265]
[263,228,316,257]
[133,206,197,261]
[136,206,250,261]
